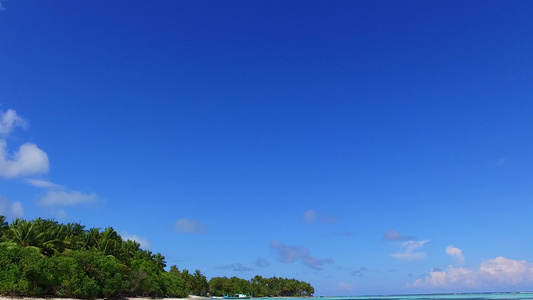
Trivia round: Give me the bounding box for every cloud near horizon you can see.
[0,196,24,219]
[1,108,101,218]
[175,218,206,234]
[271,240,333,270]
[412,256,533,289]
[391,240,430,261]
[445,245,464,264]
[122,233,151,249]
[335,282,356,292]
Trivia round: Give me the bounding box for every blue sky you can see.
[1,0,533,296]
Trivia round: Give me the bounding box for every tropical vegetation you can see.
[0,216,314,298]
[209,275,314,297]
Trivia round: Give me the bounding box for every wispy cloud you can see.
[271,240,333,270]
[333,231,353,237]
[255,258,270,268]
[0,109,26,135]
[0,140,49,178]
[302,210,316,222]
[11,201,23,218]
[302,209,340,224]
[122,232,151,249]
[39,190,99,207]
[26,178,63,188]
[335,282,356,292]
[56,209,67,220]
[412,256,533,289]
[445,245,464,264]
[391,240,430,261]
[0,196,24,218]
[497,158,507,166]
[352,267,369,277]
[175,218,206,234]
[383,230,415,241]
[217,263,254,272]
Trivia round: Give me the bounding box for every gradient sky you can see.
[1,0,533,296]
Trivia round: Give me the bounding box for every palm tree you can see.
[134,249,153,261]
[97,227,122,256]
[9,218,37,247]
[6,218,66,256]
[79,227,100,250]
[153,252,166,271]
[119,239,141,263]
[60,222,86,249]
[34,218,65,256]
[0,215,8,239]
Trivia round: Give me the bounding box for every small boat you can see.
[223,294,251,299]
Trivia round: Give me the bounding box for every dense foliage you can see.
[209,275,314,297]
[0,216,313,298]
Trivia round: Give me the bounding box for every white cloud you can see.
[0,109,26,135]
[413,256,533,289]
[0,109,48,179]
[175,218,206,234]
[39,190,98,207]
[0,140,49,178]
[391,240,430,261]
[122,233,151,249]
[0,196,23,218]
[446,245,465,264]
[271,240,333,270]
[0,109,100,214]
[26,178,62,188]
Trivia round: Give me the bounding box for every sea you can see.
[300,293,533,300]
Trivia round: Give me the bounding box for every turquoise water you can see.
[301,293,533,300]
[269,293,533,300]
